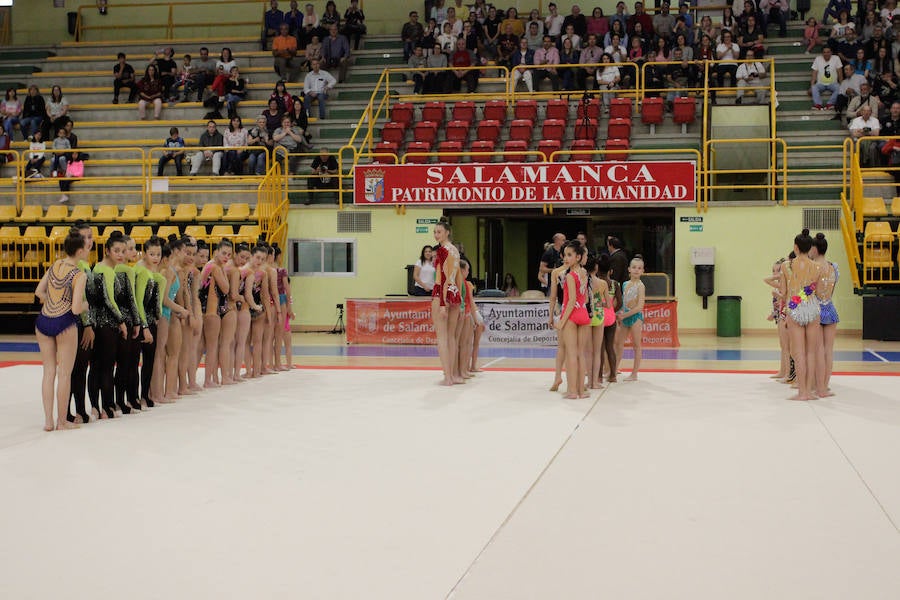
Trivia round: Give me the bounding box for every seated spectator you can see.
[827,11,854,51]
[438,21,457,54]
[262,98,285,132]
[846,80,882,120]
[2,88,22,140]
[672,19,694,49]
[586,9,608,41]
[850,47,872,79]
[44,85,70,139]
[605,33,627,62]
[759,0,788,38]
[26,130,46,179]
[136,65,164,120]
[849,103,881,166]
[303,58,337,120]
[464,13,485,52]
[510,38,535,92]
[283,0,304,38]
[597,53,621,107]
[322,23,351,83]
[653,2,676,40]
[503,273,520,297]
[57,120,85,204]
[736,0,759,31]
[300,3,322,48]
[715,30,740,103]
[424,43,450,94]
[483,7,503,55]
[501,7,525,37]
[524,21,543,50]
[153,47,178,102]
[223,116,249,175]
[247,116,274,175]
[273,22,301,82]
[578,34,603,90]
[452,0,470,22]
[605,19,628,51]
[563,4,588,37]
[832,63,864,116]
[308,148,339,200]
[273,115,307,173]
[320,1,341,37]
[0,121,8,167]
[224,66,247,119]
[157,126,186,177]
[628,2,653,37]
[526,9,544,38]
[665,48,693,108]
[112,53,137,104]
[303,34,323,70]
[412,245,435,295]
[264,0,285,49]
[735,49,768,104]
[877,101,900,165]
[169,53,193,103]
[20,85,44,140]
[270,80,293,113]
[546,2,566,40]
[431,0,448,23]
[738,14,765,59]
[496,23,519,66]
[189,120,224,176]
[188,47,217,103]
[401,11,425,61]
[559,23,582,52]
[533,35,562,91]
[873,69,899,107]
[450,37,481,93]
[822,0,852,24]
[50,127,70,178]
[407,45,428,94]
[558,36,580,90]
[288,95,311,143]
[676,2,693,28]
[608,2,629,36]
[216,48,237,76]
[443,7,463,37]
[810,46,843,109]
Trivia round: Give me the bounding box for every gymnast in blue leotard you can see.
[813,233,839,392]
[615,255,646,381]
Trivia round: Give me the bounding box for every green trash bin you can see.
[717,295,742,337]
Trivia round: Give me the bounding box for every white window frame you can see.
[289,238,357,277]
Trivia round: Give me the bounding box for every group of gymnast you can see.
[33,222,294,432]
[765,228,839,401]
[547,240,645,399]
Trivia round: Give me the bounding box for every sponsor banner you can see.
[354,161,696,205]
[346,299,679,347]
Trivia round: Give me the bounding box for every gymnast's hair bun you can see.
[801,228,810,236]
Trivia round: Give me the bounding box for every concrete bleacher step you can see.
[55,37,263,57]
[45,53,283,72]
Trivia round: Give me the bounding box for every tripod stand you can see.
[330,303,345,334]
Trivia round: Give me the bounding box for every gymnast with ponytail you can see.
[812,232,839,393]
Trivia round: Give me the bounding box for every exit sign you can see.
[415,226,428,233]
[689,224,703,232]
[416,218,439,224]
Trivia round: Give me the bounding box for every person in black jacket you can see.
[21,85,46,139]
[606,236,629,285]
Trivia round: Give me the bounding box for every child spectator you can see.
[50,127,71,177]
[169,54,193,103]
[270,80,293,114]
[157,126,185,176]
[26,131,46,179]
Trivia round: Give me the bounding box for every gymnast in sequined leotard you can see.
[813,233,839,392]
[246,245,271,378]
[200,240,233,387]
[615,255,646,382]
[430,219,464,386]
[231,242,253,381]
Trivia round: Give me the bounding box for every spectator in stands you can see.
[836,23,863,64]
[866,24,889,60]
[738,14,766,59]
[697,14,718,43]
[715,30,740,104]
[273,115,307,173]
[664,48,691,109]
[273,23,301,82]
[609,2,629,34]
[283,0,304,39]
[849,103,881,166]
[308,148,339,201]
[224,67,247,119]
[533,35,562,91]
[303,58,337,120]
[112,53,137,104]
[833,63,866,117]
[873,67,899,106]
[496,23,519,66]
[431,0,448,23]
[247,115,274,175]
[482,7,503,55]
[759,0,789,37]
[303,34,323,71]
[605,33,627,63]
[153,47,178,102]
[503,273,520,297]
[158,126,186,177]
[57,121,84,204]
[137,65,164,120]
[597,52,621,108]
[545,2,565,40]
[511,37,535,92]
[343,0,366,50]
[320,1,341,33]
[44,85,70,139]
[560,23,582,52]
[190,120,224,176]
[412,246,435,295]
[877,101,900,163]
[50,127,70,180]
[407,45,428,94]
[217,47,237,74]
[653,2,677,40]
[882,0,900,28]
[822,0,852,24]
[810,46,843,109]
[463,17,483,53]
[300,3,321,48]
[526,9,544,37]
[450,37,480,93]
[223,116,249,176]
[628,2,653,36]
[2,88,22,140]
[525,21,544,50]
[735,48,768,104]
[850,47,872,78]
[438,22,457,53]
[270,80,293,113]
[472,0,488,24]
[264,0,285,49]
[502,7,525,37]
[578,34,603,90]
[263,98,285,132]
[587,8,609,40]
[323,23,351,83]
[401,11,424,61]
[563,4,588,38]
[736,0,759,30]
[451,0,469,22]
[559,36,580,90]
[190,47,217,103]
[605,19,628,50]
[424,42,450,93]
[846,80,882,120]
[21,85,44,140]
[443,7,463,37]
[26,130,46,179]
[288,95,311,143]
[169,53,193,103]
[827,10,854,51]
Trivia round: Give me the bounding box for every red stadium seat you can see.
[503,140,529,162]
[576,97,600,120]
[514,99,538,121]
[381,122,406,145]
[541,119,566,142]
[605,138,630,160]
[437,141,464,163]
[570,140,596,161]
[452,101,476,122]
[476,119,502,143]
[607,118,632,141]
[483,99,508,122]
[641,97,664,134]
[673,97,697,132]
[422,101,446,125]
[574,118,598,140]
[469,140,496,161]
[509,119,534,142]
[545,99,569,121]
[372,141,398,163]
[609,97,633,120]
[390,102,415,127]
[445,120,471,142]
[405,141,432,163]
[537,139,562,161]
[413,120,439,144]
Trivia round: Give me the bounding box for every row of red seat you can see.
[371,138,630,163]
[382,117,634,145]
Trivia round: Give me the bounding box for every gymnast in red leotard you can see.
[555,241,591,399]
[431,218,464,386]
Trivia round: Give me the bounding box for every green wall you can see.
[674,205,860,332]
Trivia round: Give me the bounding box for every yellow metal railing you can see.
[75,0,266,41]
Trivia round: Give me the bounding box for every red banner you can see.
[346,299,679,347]
[354,161,696,205]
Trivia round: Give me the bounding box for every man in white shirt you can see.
[735,49,767,104]
[849,104,881,166]
[303,58,337,120]
[545,2,565,40]
[810,46,843,109]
